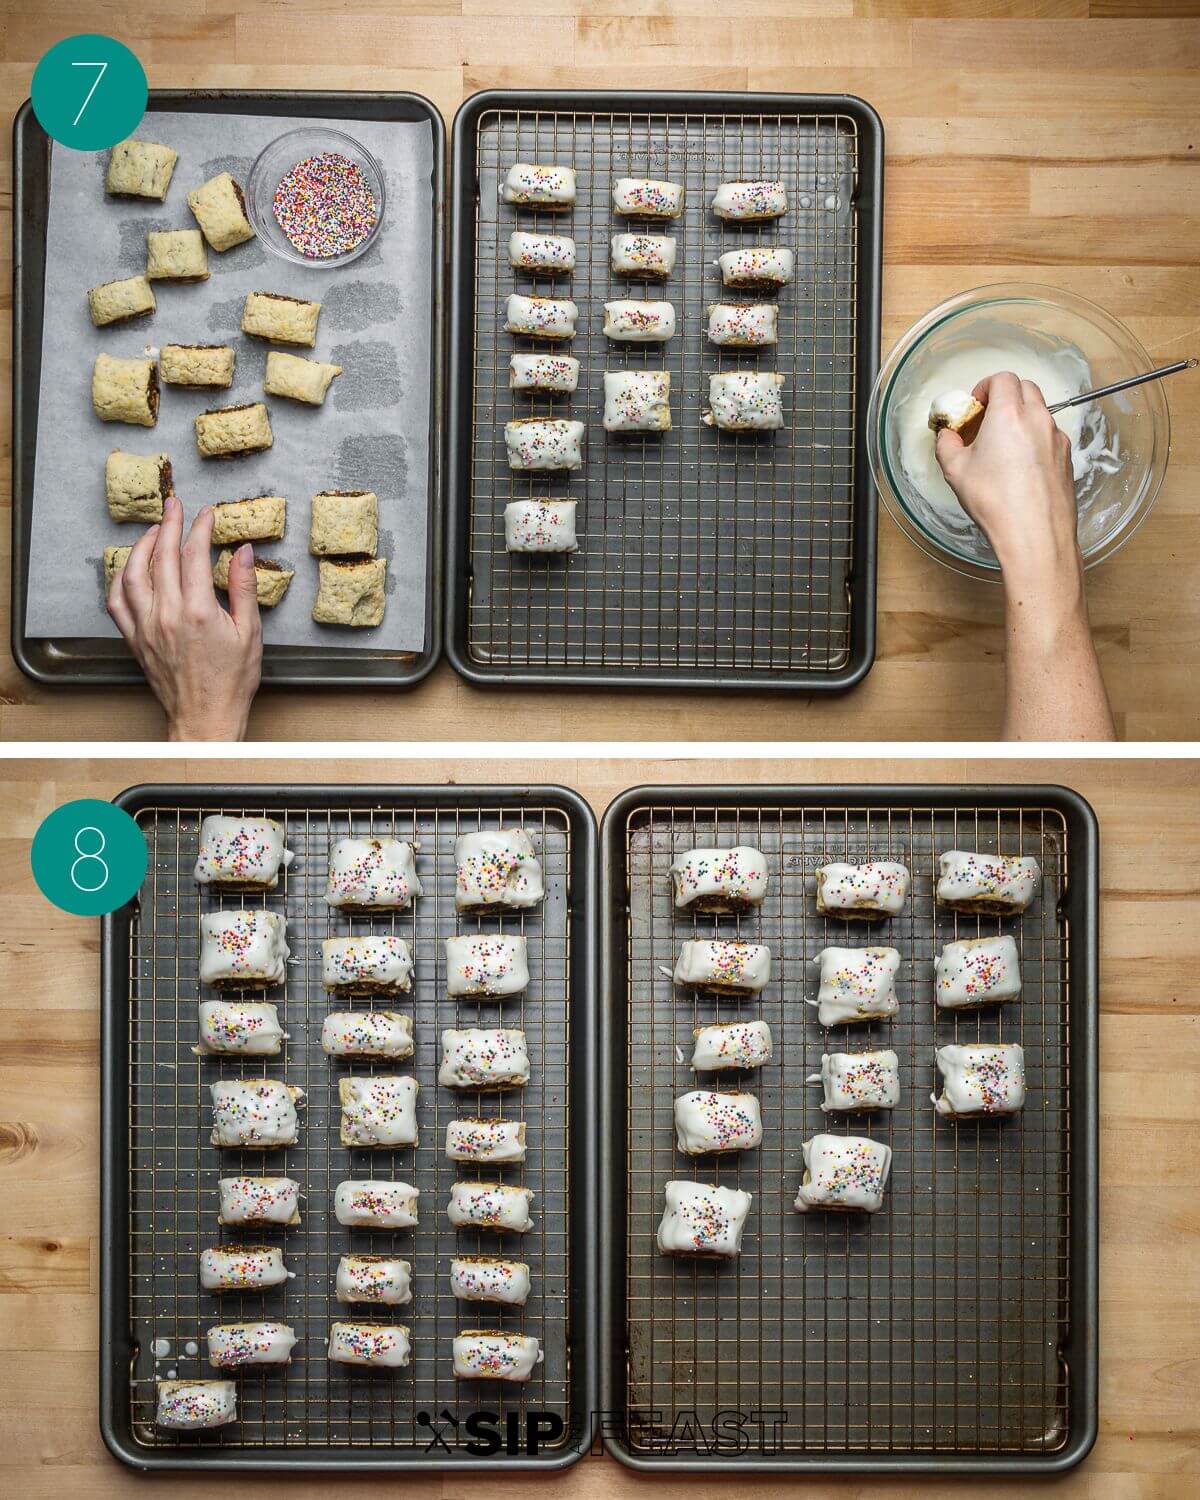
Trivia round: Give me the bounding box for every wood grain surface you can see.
[0,752,1197,1496]
[2,2,1200,741]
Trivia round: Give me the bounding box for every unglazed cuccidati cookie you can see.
[107,139,177,201]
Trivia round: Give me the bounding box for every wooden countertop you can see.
[1,753,1197,1496]
[3,3,1199,741]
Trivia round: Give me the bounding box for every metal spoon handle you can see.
[1046,357,1197,414]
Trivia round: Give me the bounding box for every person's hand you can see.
[934,370,1083,594]
[107,496,262,741]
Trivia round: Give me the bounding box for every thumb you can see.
[227,543,262,633]
[934,427,966,476]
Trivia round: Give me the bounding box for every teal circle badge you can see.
[31,35,147,152]
[31,799,148,916]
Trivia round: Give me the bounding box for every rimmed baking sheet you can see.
[100,784,597,1470]
[600,784,1098,1472]
[12,92,443,687]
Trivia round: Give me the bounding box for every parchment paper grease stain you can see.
[321,280,400,332]
[329,341,400,412]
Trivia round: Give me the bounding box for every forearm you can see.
[1001,561,1115,741]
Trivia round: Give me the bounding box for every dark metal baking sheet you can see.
[100,783,598,1470]
[446,90,882,692]
[599,784,1098,1472]
[12,91,444,689]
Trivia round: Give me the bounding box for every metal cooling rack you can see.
[101,786,597,1470]
[600,787,1099,1473]
[447,93,882,690]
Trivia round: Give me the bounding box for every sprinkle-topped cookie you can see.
[447,1181,535,1232]
[453,1330,543,1381]
[690,1020,773,1073]
[320,1009,414,1059]
[502,163,576,209]
[712,179,788,221]
[438,1028,530,1089]
[328,1321,411,1368]
[199,1244,288,1291]
[706,302,779,348]
[217,1176,301,1226]
[194,815,292,889]
[704,371,785,431]
[671,845,769,912]
[450,1256,531,1305]
[794,1133,892,1213]
[199,909,290,987]
[504,292,578,340]
[504,499,578,553]
[812,946,901,1027]
[602,299,676,343]
[717,246,795,290]
[935,935,1022,1009]
[210,1079,302,1148]
[321,935,414,994]
[197,999,286,1056]
[504,417,586,471]
[603,370,672,433]
[508,230,577,274]
[207,1322,296,1369]
[936,850,1041,914]
[338,1075,419,1148]
[509,353,581,394]
[673,1090,763,1155]
[335,1254,412,1305]
[454,829,544,912]
[325,838,422,911]
[810,1050,901,1112]
[445,934,530,998]
[156,1379,236,1430]
[612,178,684,218]
[611,231,677,278]
[657,1180,752,1258]
[933,1043,1026,1118]
[816,860,911,919]
[334,1180,420,1229]
[446,1117,527,1163]
[673,939,771,994]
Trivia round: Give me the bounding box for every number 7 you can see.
[70,60,108,127]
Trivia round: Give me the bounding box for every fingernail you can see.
[198,503,213,519]
[237,543,254,564]
[165,494,181,514]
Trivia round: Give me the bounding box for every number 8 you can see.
[71,825,109,893]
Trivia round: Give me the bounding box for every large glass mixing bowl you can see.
[866,282,1171,580]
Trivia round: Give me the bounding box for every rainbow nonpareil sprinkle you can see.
[273,152,378,259]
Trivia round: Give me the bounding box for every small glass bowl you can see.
[246,126,385,270]
[866,282,1172,581]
